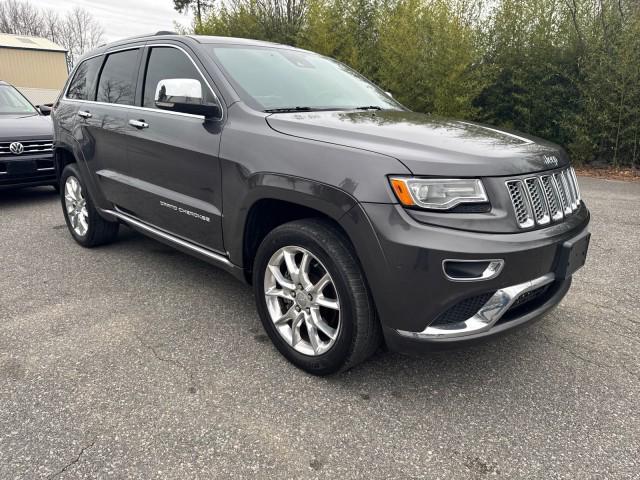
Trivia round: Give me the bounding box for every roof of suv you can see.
[75,32,295,65]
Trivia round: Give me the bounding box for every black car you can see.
[52,33,590,375]
[0,81,56,190]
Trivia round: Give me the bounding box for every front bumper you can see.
[384,276,572,353]
[344,201,590,350]
[0,154,56,189]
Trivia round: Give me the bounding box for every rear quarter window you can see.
[66,56,103,101]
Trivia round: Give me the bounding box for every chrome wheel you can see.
[264,246,341,356]
[64,176,88,236]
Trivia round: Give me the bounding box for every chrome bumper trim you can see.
[442,259,504,282]
[397,273,555,340]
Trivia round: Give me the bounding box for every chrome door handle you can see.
[129,119,149,129]
[77,110,92,118]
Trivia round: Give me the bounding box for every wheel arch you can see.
[53,145,77,183]
[224,173,366,283]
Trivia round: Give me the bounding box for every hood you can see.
[266,110,569,177]
[0,114,53,141]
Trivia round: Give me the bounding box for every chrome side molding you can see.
[101,208,232,267]
[397,273,555,340]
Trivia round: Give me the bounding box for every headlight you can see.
[389,177,488,210]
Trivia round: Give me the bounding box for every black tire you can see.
[253,218,381,375]
[60,163,119,247]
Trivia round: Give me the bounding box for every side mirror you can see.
[385,91,393,98]
[155,78,221,119]
[38,104,52,116]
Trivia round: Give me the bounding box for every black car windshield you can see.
[0,85,37,115]
[205,45,402,112]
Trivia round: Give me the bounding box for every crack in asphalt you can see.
[135,334,199,393]
[540,333,639,381]
[47,439,96,479]
[579,299,640,326]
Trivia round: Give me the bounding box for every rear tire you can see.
[253,218,381,375]
[60,163,119,247]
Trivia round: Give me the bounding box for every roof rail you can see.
[155,31,178,36]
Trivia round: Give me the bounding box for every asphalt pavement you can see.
[0,176,638,479]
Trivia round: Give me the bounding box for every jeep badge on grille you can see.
[543,154,559,168]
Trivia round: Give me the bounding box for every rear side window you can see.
[96,49,140,105]
[66,56,103,100]
[142,47,215,109]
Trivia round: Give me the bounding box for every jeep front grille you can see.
[506,167,581,229]
[0,139,53,157]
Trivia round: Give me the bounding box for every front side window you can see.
[96,49,140,105]
[142,47,216,109]
[0,85,37,115]
[67,56,103,101]
[206,45,401,112]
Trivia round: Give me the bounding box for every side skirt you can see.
[100,208,247,283]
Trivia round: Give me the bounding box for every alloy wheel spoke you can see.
[305,316,322,354]
[268,264,296,290]
[282,249,299,283]
[299,252,314,290]
[78,215,88,235]
[291,313,304,346]
[316,295,339,310]
[70,178,79,197]
[313,272,331,294]
[265,286,293,300]
[310,307,337,340]
[274,305,296,325]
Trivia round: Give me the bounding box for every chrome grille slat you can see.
[556,172,573,214]
[540,175,563,221]
[567,167,581,206]
[524,177,550,225]
[507,167,581,229]
[506,180,534,228]
[562,170,578,211]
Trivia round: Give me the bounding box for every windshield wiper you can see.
[264,106,316,113]
[354,105,383,111]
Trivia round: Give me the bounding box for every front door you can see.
[123,45,225,253]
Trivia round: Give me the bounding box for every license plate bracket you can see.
[7,160,36,175]
[556,231,590,279]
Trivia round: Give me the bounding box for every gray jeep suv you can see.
[52,33,590,375]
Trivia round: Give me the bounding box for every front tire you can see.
[253,219,381,375]
[60,163,119,247]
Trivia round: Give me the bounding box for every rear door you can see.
[82,46,144,210]
[123,43,225,252]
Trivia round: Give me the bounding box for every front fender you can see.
[222,169,360,265]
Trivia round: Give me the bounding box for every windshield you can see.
[206,45,402,112]
[0,85,37,115]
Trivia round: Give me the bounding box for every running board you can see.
[101,208,236,271]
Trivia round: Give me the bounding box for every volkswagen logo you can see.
[9,142,24,155]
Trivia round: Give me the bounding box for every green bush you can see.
[195,0,640,167]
